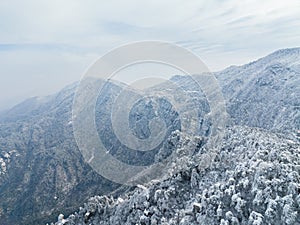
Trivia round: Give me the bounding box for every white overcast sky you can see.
[0,0,300,110]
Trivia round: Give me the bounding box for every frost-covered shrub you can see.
[53,127,300,225]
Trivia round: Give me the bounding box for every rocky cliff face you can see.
[0,48,299,225]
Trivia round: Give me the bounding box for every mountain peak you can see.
[251,47,300,69]
[270,47,300,56]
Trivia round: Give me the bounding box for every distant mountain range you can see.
[0,48,299,225]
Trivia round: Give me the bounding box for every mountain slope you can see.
[52,126,300,225]
[216,47,300,132]
[0,83,123,225]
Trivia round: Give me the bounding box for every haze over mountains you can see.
[0,48,299,225]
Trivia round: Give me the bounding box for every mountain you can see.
[216,48,300,132]
[0,48,299,225]
[0,82,123,225]
[50,48,300,225]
